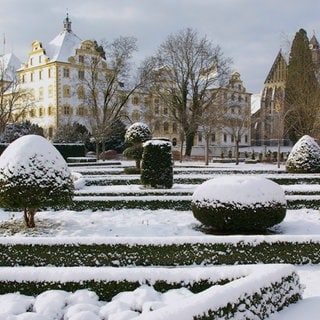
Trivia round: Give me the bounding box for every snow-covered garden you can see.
[0,134,320,319]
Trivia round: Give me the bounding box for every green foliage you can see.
[286,135,320,173]
[124,122,152,144]
[285,29,320,142]
[141,140,173,188]
[192,201,286,232]
[0,121,44,143]
[53,144,86,160]
[53,122,90,144]
[123,145,143,161]
[1,239,320,267]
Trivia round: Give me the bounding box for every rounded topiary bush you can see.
[124,122,152,144]
[141,139,173,188]
[286,135,320,173]
[191,176,286,233]
[0,135,74,227]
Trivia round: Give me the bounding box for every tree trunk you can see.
[24,208,37,228]
[205,135,209,166]
[185,132,195,157]
[135,159,141,170]
[179,132,185,163]
[277,137,281,169]
[95,142,100,161]
[235,140,240,165]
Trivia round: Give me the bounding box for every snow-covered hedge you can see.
[141,140,173,188]
[0,265,302,319]
[286,135,320,173]
[1,236,320,266]
[192,176,287,232]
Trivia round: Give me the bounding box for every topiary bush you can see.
[286,135,320,173]
[141,139,173,188]
[123,122,152,169]
[0,135,74,227]
[191,176,286,233]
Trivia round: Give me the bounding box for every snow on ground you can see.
[0,161,319,318]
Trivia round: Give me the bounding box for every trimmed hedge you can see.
[0,267,302,319]
[1,239,320,266]
[54,143,85,160]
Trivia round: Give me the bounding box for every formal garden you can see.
[0,132,319,319]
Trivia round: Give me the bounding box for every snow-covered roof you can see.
[0,53,21,81]
[45,15,82,63]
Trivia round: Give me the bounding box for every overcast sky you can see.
[1,0,320,93]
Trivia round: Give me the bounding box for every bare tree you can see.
[197,89,225,165]
[0,57,32,133]
[224,104,251,165]
[141,28,231,157]
[78,36,145,159]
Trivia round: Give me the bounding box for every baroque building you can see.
[4,16,252,158]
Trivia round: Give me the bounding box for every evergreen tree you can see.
[285,29,320,143]
[0,121,44,143]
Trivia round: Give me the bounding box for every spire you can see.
[63,13,72,32]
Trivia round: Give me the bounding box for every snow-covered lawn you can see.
[0,160,320,319]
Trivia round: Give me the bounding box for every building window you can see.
[63,85,71,98]
[39,107,43,117]
[30,73,34,82]
[21,75,25,83]
[48,68,51,78]
[245,135,248,143]
[163,107,168,115]
[30,58,33,66]
[48,85,53,98]
[163,122,169,132]
[63,68,70,78]
[172,122,177,133]
[30,109,35,117]
[78,70,84,80]
[77,86,85,99]
[63,105,71,115]
[79,55,84,64]
[39,71,42,80]
[211,133,216,142]
[39,56,42,64]
[132,110,140,122]
[48,106,52,116]
[132,96,139,105]
[198,132,202,142]
[39,87,44,100]
[155,106,159,114]
[231,135,234,142]
[77,106,85,116]
[224,133,227,142]
[155,120,160,131]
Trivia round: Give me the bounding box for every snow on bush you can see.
[191,176,287,232]
[0,135,74,227]
[0,265,302,320]
[141,139,173,188]
[286,135,320,173]
[125,122,152,144]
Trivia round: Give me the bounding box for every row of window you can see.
[27,105,87,118]
[198,133,249,144]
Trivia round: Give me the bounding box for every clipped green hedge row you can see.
[0,278,218,302]
[1,239,320,267]
[53,196,320,211]
[0,268,301,319]
[193,273,301,320]
[83,175,320,187]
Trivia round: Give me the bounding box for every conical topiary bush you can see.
[286,135,320,173]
